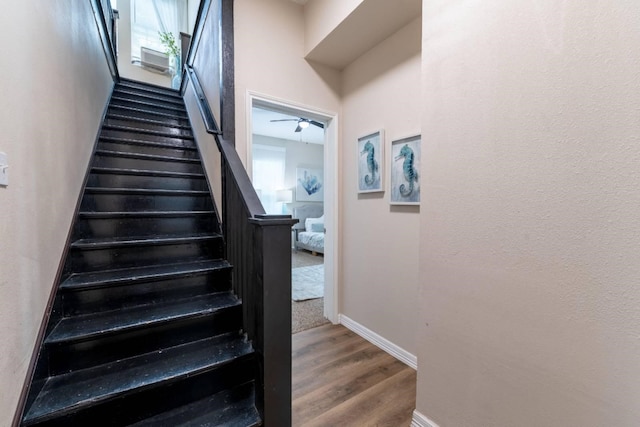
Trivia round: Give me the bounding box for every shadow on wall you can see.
[341,17,422,97]
[306,59,342,100]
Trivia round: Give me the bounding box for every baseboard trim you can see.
[411,410,440,427]
[338,314,417,370]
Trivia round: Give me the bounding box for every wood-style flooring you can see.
[292,324,416,426]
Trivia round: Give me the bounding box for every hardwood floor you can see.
[292,324,417,426]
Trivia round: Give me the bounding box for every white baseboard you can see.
[411,410,440,427]
[338,314,417,370]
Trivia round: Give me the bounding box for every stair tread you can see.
[60,259,231,291]
[71,232,220,249]
[118,78,181,95]
[114,88,185,106]
[128,382,261,427]
[91,167,205,178]
[79,210,215,218]
[106,113,192,130]
[25,332,251,425]
[95,149,200,163]
[46,292,239,345]
[111,96,187,114]
[108,105,189,121]
[102,124,194,140]
[85,187,209,195]
[99,135,197,151]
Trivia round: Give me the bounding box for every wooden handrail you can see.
[91,0,119,81]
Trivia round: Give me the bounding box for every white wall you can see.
[116,0,172,87]
[417,0,640,425]
[253,134,324,213]
[234,0,341,166]
[187,0,200,34]
[0,1,113,423]
[341,17,422,356]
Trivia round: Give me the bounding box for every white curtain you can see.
[131,0,187,62]
[252,145,286,215]
[152,0,187,41]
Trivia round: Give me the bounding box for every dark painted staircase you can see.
[20,79,263,426]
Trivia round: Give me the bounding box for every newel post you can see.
[249,215,297,427]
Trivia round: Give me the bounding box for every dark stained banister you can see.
[183,1,296,425]
[91,0,119,82]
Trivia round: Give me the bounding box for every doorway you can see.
[247,93,339,327]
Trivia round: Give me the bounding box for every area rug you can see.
[292,265,324,301]
[292,298,328,333]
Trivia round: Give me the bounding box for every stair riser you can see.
[110,98,187,116]
[113,90,185,109]
[93,154,203,174]
[104,117,193,138]
[107,106,190,126]
[21,81,264,427]
[98,140,198,158]
[101,128,194,146]
[66,239,224,273]
[87,173,208,191]
[62,271,232,316]
[81,193,213,211]
[47,308,242,375]
[117,81,181,98]
[30,356,256,427]
[75,216,217,239]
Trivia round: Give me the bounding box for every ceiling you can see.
[252,107,325,145]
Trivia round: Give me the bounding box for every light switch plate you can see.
[0,152,8,186]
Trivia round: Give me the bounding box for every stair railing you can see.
[91,0,119,81]
[183,1,296,425]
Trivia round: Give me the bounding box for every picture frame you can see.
[357,130,384,193]
[390,135,420,205]
[296,167,324,202]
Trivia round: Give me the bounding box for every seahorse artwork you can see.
[395,144,419,197]
[298,170,322,196]
[360,141,378,186]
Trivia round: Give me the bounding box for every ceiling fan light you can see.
[298,120,310,129]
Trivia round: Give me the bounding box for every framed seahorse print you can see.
[390,135,420,205]
[357,130,384,193]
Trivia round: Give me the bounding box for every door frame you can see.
[246,91,339,324]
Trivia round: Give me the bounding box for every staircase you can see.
[20,79,263,426]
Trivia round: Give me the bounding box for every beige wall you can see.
[234,0,341,165]
[341,17,422,356]
[303,0,363,55]
[0,1,113,423]
[417,0,640,425]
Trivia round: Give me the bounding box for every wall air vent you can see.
[140,47,170,73]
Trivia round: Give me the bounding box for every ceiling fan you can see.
[270,117,324,133]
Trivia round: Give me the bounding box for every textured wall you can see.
[341,17,422,355]
[303,0,363,54]
[0,1,113,423]
[417,0,640,425]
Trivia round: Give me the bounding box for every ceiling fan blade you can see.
[309,120,324,129]
[270,119,299,122]
[294,125,302,132]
